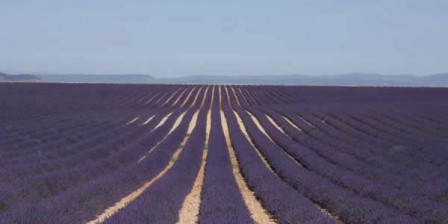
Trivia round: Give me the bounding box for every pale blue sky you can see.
[1,1,447,77]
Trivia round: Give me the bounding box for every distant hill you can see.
[419,73,448,86]
[0,72,40,81]
[155,73,448,86]
[37,74,154,83]
[2,71,448,86]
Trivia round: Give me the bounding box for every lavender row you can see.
[0,98,200,223]
[222,88,337,224]
[279,109,446,193]
[0,87,204,214]
[198,88,252,223]
[104,87,211,224]
[229,90,417,223]
[251,107,448,223]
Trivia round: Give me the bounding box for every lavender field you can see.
[1,83,448,223]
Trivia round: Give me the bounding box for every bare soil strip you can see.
[265,114,287,135]
[180,87,197,108]
[153,92,170,105]
[144,92,161,105]
[282,115,303,132]
[177,86,213,224]
[171,87,189,107]
[162,89,181,106]
[177,150,208,224]
[229,91,339,221]
[238,87,250,106]
[187,87,203,110]
[224,87,274,173]
[127,94,143,105]
[297,114,315,128]
[87,146,184,224]
[198,86,209,108]
[137,112,185,163]
[245,110,274,142]
[167,112,187,135]
[126,117,139,125]
[244,88,259,106]
[265,114,341,221]
[219,86,275,224]
[143,115,155,125]
[230,87,242,107]
[152,112,173,131]
[246,110,305,168]
[205,87,214,143]
[88,87,210,224]
[143,87,208,163]
[261,114,307,168]
[138,87,209,162]
[316,206,342,222]
[136,93,153,104]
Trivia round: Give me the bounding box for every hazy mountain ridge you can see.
[0,72,40,81]
[154,73,448,86]
[1,72,448,86]
[37,74,154,83]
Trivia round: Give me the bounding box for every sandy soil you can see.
[126,117,139,125]
[265,114,340,221]
[168,112,187,135]
[171,87,188,107]
[232,110,274,173]
[282,115,303,132]
[297,114,315,128]
[222,86,274,173]
[265,114,286,135]
[177,86,213,223]
[161,89,181,106]
[230,87,242,107]
[87,147,184,224]
[220,108,275,224]
[137,111,185,164]
[177,150,208,224]
[153,92,170,105]
[152,112,172,130]
[188,86,204,109]
[179,87,197,108]
[245,110,274,143]
[88,88,211,223]
[144,92,160,105]
[88,85,335,224]
[244,88,259,106]
[176,110,203,224]
[238,88,250,105]
[143,115,155,125]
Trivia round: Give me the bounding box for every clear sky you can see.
[1,0,447,77]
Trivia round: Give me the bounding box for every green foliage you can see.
[433,191,448,202]
[0,202,5,212]
[170,154,179,163]
[33,181,51,199]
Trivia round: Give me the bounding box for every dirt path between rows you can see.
[177,86,212,223]
[221,86,275,223]
[87,87,210,224]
